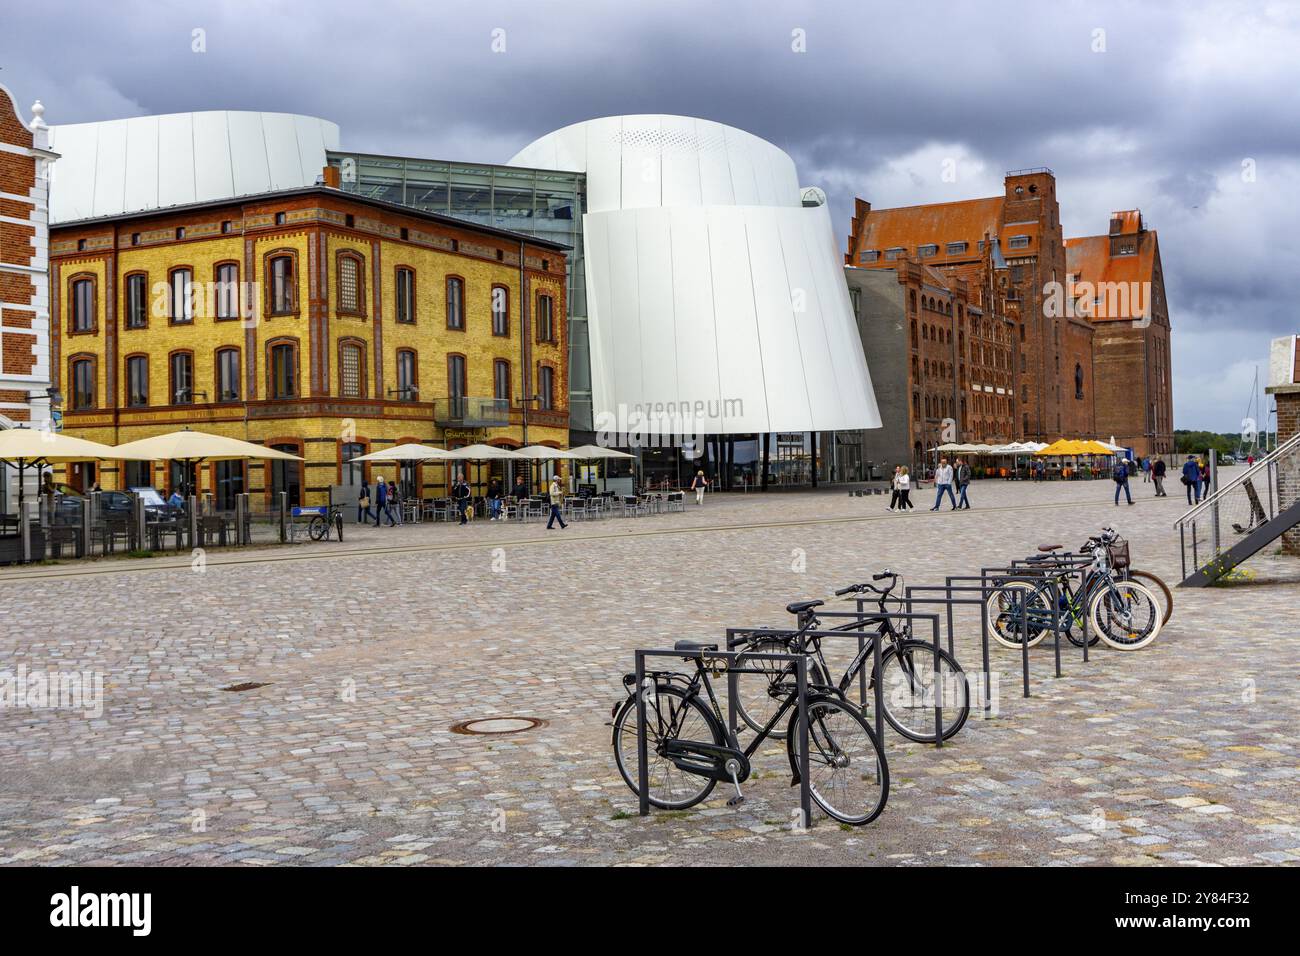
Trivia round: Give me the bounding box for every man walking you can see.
[1152,457,1167,497]
[1113,458,1134,506]
[453,472,471,525]
[954,458,972,510]
[1181,454,1201,504]
[930,458,956,511]
[546,476,568,529]
[374,476,395,527]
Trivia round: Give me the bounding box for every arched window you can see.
[125,355,148,407]
[491,284,510,336]
[216,347,240,402]
[337,252,365,315]
[70,356,96,409]
[339,340,366,397]
[69,276,96,333]
[170,350,195,404]
[269,341,298,398]
[268,254,296,314]
[446,277,465,330]
[169,268,193,324]
[396,349,418,401]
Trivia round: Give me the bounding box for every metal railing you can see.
[1174,433,1300,581]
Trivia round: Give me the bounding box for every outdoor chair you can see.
[93,515,136,554]
[666,491,686,513]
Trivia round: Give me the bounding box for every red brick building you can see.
[842,170,1107,450]
[1065,210,1174,456]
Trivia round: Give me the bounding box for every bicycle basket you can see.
[1107,538,1130,570]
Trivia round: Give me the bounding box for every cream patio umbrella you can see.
[347,443,455,462]
[446,443,527,498]
[110,428,302,498]
[0,426,153,511]
[565,444,635,492]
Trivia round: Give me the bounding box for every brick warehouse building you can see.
[0,88,57,510]
[845,168,1173,466]
[1065,210,1174,456]
[47,182,568,507]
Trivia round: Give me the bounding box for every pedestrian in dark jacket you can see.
[487,478,503,520]
[453,473,471,525]
[1152,458,1167,496]
[955,458,972,510]
[357,479,374,523]
[1181,455,1201,504]
[1113,459,1133,506]
[374,476,395,527]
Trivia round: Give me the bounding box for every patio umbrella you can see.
[1,427,154,511]
[566,444,635,492]
[110,428,302,498]
[348,443,454,462]
[446,443,526,498]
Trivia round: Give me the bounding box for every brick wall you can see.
[1276,390,1300,555]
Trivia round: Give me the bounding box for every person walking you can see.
[357,478,374,524]
[389,480,403,525]
[690,470,709,505]
[1180,454,1201,504]
[1113,458,1134,506]
[452,472,471,525]
[546,476,568,529]
[930,458,957,511]
[896,466,914,510]
[887,465,902,511]
[374,476,395,526]
[1152,457,1167,497]
[955,458,972,510]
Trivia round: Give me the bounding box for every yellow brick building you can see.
[48,186,569,507]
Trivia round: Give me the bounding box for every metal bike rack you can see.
[967,571,1066,694]
[998,556,1094,665]
[632,646,813,828]
[898,585,997,715]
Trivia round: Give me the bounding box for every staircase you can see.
[1175,433,1300,586]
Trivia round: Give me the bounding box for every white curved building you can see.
[47,110,339,224]
[510,115,879,436]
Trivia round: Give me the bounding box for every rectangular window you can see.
[271,344,296,398]
[215,263,238,320]
[448,355,466,399]
[271,256,295,313]
[858,249,878,263]
[917,244,938,258]
[396,350,417,400]
[536,294,554,342]
[71,279,94,331]
[494,359,510,402]
[126,356,148,407]
[446,277,464,329]
[340,344,362,398]
[125,274,147,328]
[71,360,94,409]
[339,256,360,313]
[945,241,968,255]
[217,349,240,401]
[492,286,509,336]
[884,247,905,261]
[538,365,554,410]
[1008,235,1030,249]
[171,352,194,404]
[170,269,193,323]
[395,268,415,323]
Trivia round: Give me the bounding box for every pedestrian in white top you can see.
[930,458,957,511]
[896,466,914,510]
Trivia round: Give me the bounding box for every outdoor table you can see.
[147,518,186,551]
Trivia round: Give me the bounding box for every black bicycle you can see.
[611,640,889,825]
[307,504,344,542]
[733,571,971,744]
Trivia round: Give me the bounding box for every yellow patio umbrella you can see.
[1072,440,1115,455]
[110,428,302,498]
[1032,439,1077,456]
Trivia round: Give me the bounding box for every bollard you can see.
[134,494,148,552]
[278,491,287,543]
[20,502,32,564]
[235,493,248,546]
[81,495,93,557]
[188,495,199,548]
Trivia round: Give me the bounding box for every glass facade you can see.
[327,151,593,435]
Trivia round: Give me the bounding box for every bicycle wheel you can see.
[1088,580,1162,651]
[612,684,720,809]
[1125,569,1172,626]
[986,582,1048,649]
[878,640,970,742]
[733,637,827,735]
[307,515,328,541]
[786,695,888,825]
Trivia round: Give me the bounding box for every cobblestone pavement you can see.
[2,478,1298,866]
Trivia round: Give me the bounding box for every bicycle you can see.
[611,640,889,825]
[307,504,344,542]
[732,571,970,744]
[987,531,1162,651]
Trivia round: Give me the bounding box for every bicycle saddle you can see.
[1037,544,1064,552]
[785,599,824,615]
[674,640,718,653]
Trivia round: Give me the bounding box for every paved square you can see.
[2,479,1298,866]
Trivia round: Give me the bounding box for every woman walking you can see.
[357,478,374,524]
[897,466,914,510]
[887,466,902,511]
[690,470,709,505]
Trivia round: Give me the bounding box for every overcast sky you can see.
[4,0,1296,433]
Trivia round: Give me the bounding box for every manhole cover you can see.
[220,682,270,692]
[450,716,547,735]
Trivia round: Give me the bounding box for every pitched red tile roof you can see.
[1064,230,1157,323]
[852,196,1004,260]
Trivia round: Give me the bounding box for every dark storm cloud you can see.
[2,0,1296,430]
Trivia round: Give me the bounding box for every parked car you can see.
[48,484,166,525]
